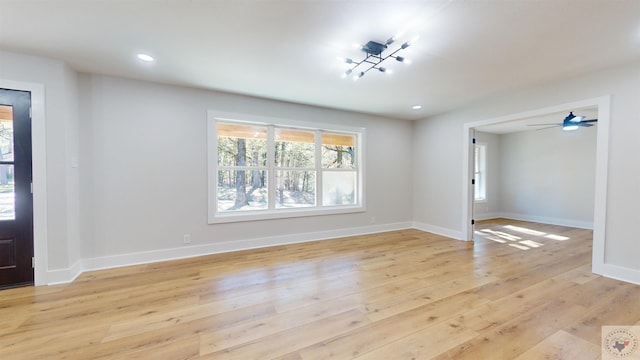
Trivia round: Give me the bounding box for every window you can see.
[474,143,487,201]
[208,112,364,223]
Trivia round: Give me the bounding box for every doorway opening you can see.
[461,96,610,276]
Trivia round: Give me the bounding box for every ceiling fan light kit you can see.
[562,125,579,131]
[561,111,595,131]
[340,36,413,80]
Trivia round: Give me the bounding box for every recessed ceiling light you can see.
[137,53,155,62]
[412,105,422,110]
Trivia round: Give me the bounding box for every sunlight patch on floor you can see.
[475,223,572,251]
[475,232,507,244]
[479,229,521,241]
[503,225,546,236]
[544,234,570,241]
[519,239,544,248]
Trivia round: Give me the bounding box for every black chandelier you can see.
[340,36,412,79]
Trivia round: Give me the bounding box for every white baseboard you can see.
[412,221,464,241]
[479,212,594,230]
[473,212,502,221]
[46,222,413,285]
[594,263,640,286]
[46,260,83,285]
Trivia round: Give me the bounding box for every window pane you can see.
[217,170,268,212]
[322,133,355,169]
[275,128,315,168]
[0,164,15,221]
[474,144,486,201]
[217,123,267,167]
[474,173,481,200]
[323,171,356,206]
[0,117,14,162]
[474,146,479,172]
[275,170,316,208]
[210,115,364,222]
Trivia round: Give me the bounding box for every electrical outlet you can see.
[183,234,191,244]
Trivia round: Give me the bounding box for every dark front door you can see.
[0,88,33,288]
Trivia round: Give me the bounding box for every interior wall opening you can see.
[461,96,610,276]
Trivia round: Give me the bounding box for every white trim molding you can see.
[481,213,593,230]
[594,264,640,286]
[46,261,83,285]
[412,221,464,241]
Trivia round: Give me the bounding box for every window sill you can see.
[208,205,365,224]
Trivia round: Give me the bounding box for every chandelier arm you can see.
[380,46,404,63]
[346,58,367,73]
[349,53,380,73]
[362,63,377,75]
[341,37,410,78]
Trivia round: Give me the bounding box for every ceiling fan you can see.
[528,112,598,131]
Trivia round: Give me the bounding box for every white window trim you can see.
[207,110,366,224]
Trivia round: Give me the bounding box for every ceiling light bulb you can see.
[412,105,422,110]
[563,125,579,131]
[396,56,404,62]
[378,67,386,72]
[401,42,410,49]
[137,53,154,62]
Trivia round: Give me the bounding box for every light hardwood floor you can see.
[1,219,639,359]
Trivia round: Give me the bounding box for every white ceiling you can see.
[1,0,639,120]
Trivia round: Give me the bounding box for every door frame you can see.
[461,96,610,277]
[465,128,475,241]
[0,79,47,286]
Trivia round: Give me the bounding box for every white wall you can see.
[498,126,596,228]
[63,65,81,269]
[413,61,640,283]
[412,111,463,238]
[77,75,414,268]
